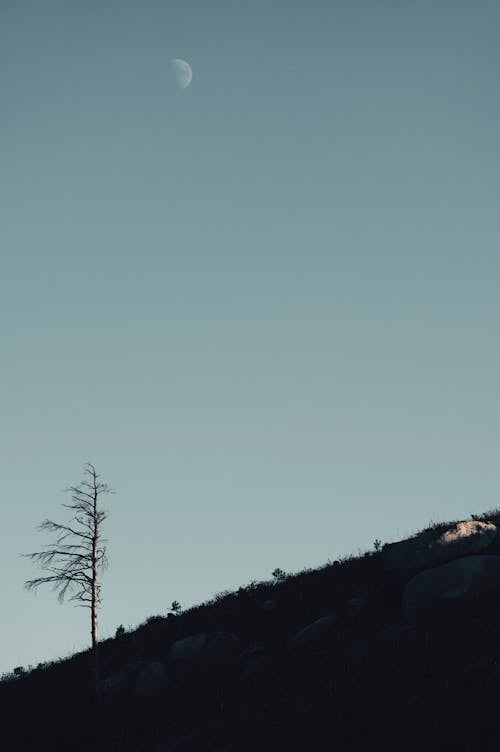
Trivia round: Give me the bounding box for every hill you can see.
[3,508,500,751]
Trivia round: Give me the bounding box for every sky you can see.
[1,0,499,675]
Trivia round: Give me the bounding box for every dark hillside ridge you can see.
[3,508,500,751]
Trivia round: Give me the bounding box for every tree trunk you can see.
[92,589,99,696]
[92,482,99,696]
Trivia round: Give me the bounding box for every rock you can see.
[286,613,337,653]
[402,555,500,622]
[133,661,168,699]
[167,633,207,682]
[167,632,240,684]
[197,632,241,677]
[238,644,281,684]
[382,520,497,574]
[98,662,142,703]
[437,520,497,550]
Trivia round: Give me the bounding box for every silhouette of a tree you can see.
[23,462,113,693]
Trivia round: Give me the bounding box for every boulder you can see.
[286,613,337,653]
[133,661,168,699]
[437,520,497,550]
[382,520,497,574]
[197,632,241,677]
[167,633,207,682]
[238,643,281,684]
[167,632,240,684]
[402,554,500,623]
[98,662,142,704]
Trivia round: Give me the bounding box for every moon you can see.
[172,58,193,89]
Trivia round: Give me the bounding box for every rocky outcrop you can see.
[98,661,143,704]
[133,661,168,699]
[99,660,168,704]
[167,632,240,684]
[402,554,500,622]
[167,633,207,682]
[238,643,282,685]
[286,613,337,653]
[382,520,497,574]
[197,632,240,678]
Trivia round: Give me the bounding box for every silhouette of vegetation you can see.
[271,567,288,584]
[4,506,500,751]
[23,462,113,694]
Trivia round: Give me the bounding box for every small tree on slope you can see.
[23,462,113,694]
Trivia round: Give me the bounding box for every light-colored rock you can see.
[133,661,168,699]
[286,613,337,653]
[402,554,500,622]
[382,520,497,574]
[437,520,497,550]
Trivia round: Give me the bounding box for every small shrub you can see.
[272,568,288,584]
[146,615,164,625]
[373,539,382,552]
[170,600,182,614]
[115,624,126,638]
[213,590,232,603]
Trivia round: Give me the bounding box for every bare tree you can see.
[24,462,113,692]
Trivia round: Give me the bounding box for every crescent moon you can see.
[172,58,193,89]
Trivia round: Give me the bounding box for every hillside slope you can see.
[3,509,500,751]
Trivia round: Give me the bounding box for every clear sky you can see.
[1,0,499,675]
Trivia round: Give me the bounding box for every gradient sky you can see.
[1,0,499,675]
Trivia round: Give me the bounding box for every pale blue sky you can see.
[1,0,499,674]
